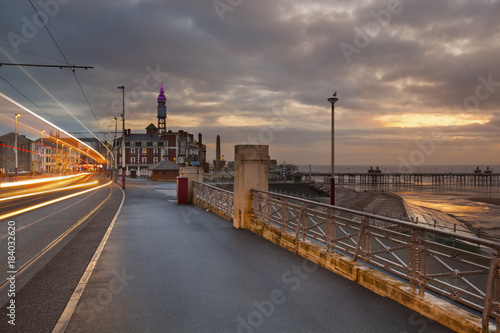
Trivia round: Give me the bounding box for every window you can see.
[153,157,158,164]
[153,148,158,156]
[142,141,147,147]
[142,148,147,155]
[153,141,158,147]
[142,157,147,164]
[131,157,135,164]
[130,141,135,147]
[131,149,135,156]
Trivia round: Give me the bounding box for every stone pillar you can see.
[233,145,269,229]
[179,166,204,203]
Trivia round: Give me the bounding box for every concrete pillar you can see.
[233,145,269,229]
[179,166,204,203]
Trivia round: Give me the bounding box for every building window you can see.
[153,157,158,164]
[130,141,135,146]
[153,148,158,156]
[142,148,147,155]
[142,157,147,164]
[142,141,147,147]
[153,141,158,146]
[131,149,135,156]
[131,157,135,164]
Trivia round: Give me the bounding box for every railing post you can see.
[326,207,334,253]
[408,229,426,295]
[295,203,307,250]
[482,253,500,332]
[354,216,369,262]
[233,145,270,229]
[282,197,289,231]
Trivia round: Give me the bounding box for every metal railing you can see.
[252,189,500,331]
[193,182,234,219]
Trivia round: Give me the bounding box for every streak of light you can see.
[0,46,111,160]
[0,180,98,202]
[0,181,112,220]
[0,189,93,241]
[0,90,107,162]
[0,173,90,188]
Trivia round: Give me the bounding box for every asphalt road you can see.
[67,179,454,333]
[0,176,123,333]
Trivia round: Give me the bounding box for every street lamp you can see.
[117,86,125,189]
[55,139,60,173]
[61,143,65,173]
[14,114,21,180]
[113,116,118,183]
[41,130,45,173]
[327,93,339,206]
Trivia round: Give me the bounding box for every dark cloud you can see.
[0,0,499,165]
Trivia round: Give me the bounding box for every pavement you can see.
[64,179,453,333]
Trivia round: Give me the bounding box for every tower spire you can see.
[157,82,167,133]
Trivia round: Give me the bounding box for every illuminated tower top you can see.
[157,82,167,133]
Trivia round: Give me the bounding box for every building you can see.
[149,158,181,181]
[116,84,206,177]
[0,132,35,175]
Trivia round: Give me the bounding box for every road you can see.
[0,174,123,332]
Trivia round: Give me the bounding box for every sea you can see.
[298,165,500,240]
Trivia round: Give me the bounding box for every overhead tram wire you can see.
[28,0,104,132]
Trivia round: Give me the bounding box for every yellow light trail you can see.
[0,173,90,188]
[0,181,112,220]
[0,180,98,202]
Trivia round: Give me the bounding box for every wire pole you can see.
[118,86,125,189]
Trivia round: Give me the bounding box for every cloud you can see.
[0,0,499,165]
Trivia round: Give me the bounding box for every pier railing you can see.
[252,189,500,330]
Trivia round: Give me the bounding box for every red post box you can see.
[176,177,189,204]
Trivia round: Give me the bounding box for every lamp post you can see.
[55,139,59,173]
[61,143,65,173]
[118,86,125,189]
[41,130,45,173]
[327,93,339,206]
[14,114,21,180]
[113,116,118,183]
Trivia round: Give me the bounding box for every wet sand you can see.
[469,197,500,206]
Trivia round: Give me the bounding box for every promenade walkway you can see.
[62,179,453,332]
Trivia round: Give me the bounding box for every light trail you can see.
[0,173,90,188]
[0,181,112,220]
[0,90,107,163]
[0,46,111,161]
[0,180,98,202]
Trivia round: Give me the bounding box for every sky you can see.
[0,0,499,167]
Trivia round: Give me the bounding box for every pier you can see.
[310,172,500,187]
